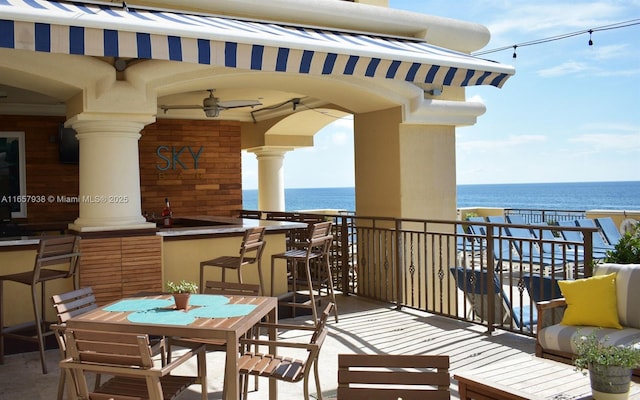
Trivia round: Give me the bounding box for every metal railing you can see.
[243,209,603,338]
[504,208,586,224]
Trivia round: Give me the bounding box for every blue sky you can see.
[242,0,640,189]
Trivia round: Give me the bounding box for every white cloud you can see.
[569,132,640,152]
[537,61,594,77]
[588,44,629,61]
[487,2,626,37]
[458,134,547,153]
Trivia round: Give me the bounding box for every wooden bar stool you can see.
[270,221,338,325]
[0,235,81,374]
[199,226,266,294]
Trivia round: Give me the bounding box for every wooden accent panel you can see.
[1,115,244,226]
[79,237,122,305]
[79,235,162,305]
[122,235,162,297]
[139,119,243,218]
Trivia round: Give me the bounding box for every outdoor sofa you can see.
[536,263,640,376]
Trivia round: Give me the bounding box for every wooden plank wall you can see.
[0,115,79,223]
[1,115,244,225]
[139,119,243,218]
[79,235,162,305]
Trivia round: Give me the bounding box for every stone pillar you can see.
[248,147,292,212]
[67,118,155,231]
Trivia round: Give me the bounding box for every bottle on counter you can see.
[161,198,173,227]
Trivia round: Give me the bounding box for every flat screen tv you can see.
[59,125,79,164]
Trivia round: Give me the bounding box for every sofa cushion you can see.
[538,325,640,355]
[558,273,622,329]
[595,263,640,329]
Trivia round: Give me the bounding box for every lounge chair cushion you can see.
[558,273,622,329]
[595,263,640,330]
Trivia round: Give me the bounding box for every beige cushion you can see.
[538,325,640,355]
[595,264,640,329]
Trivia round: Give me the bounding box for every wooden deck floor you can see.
[1,294,636,399]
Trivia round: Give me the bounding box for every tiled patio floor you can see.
[0,294,540,399]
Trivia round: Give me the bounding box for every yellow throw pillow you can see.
[558,272,622,329]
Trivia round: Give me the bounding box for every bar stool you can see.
[199,226,267,294]
[270,221,338,325]
[0,235,81,374]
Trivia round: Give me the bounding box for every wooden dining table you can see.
[65,293,278,400]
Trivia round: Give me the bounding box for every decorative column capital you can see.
[246,146,294,158]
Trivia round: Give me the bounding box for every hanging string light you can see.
[473,18,640,57]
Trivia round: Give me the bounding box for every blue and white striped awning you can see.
[0,0,515,88]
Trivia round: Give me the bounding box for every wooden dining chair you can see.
[200,226,267,294]
[50,287,99,400]
[238,302,334,400]
[166,280,262,397]
[51,287,167,400]
[60,328,207,400]
[337,353,451,400]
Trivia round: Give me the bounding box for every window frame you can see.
[0,131,27,218]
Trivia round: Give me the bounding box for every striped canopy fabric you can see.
[0,0,515,88]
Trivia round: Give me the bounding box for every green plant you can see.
[603,223,640,264]
[166,280,198,294]
[464,212,478,220]
[573,330,640,373]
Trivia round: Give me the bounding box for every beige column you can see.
[248,147,292,212]
[67,118,155,231]
[354,107,457,221]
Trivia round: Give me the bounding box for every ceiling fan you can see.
[159,89,262,117]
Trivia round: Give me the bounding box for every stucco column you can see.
[354,107,457,221]
[248,147,292,212]
[67,118,155,231]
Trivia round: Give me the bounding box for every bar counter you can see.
[0,216,305,327]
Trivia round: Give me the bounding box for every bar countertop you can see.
[0,236,40,247]
[0,216,307,246]
[155,215,307,238]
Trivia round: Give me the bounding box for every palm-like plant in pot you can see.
[166,280,198,310]
[603,223,640,264]
[574,330,640,399]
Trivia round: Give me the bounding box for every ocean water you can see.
[242,181,640,212]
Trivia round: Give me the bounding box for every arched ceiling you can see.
[0,52,422,137]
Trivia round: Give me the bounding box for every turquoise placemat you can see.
[104,298,173,312]
[187,304,258,318]
[188,294,230,307]
[128,309,196,325]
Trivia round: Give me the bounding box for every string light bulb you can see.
[588,29,593,46]
[512,45,517,59]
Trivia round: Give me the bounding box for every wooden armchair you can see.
[535,297,570,361]
[337,354,451,400]
[238,302,334,400]
[60,328,207,400]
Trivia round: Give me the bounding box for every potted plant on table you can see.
[166,280,198,310]
[574,330,640,399]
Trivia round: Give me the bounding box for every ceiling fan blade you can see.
[217,100,263,109]
[160,105,204,110]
